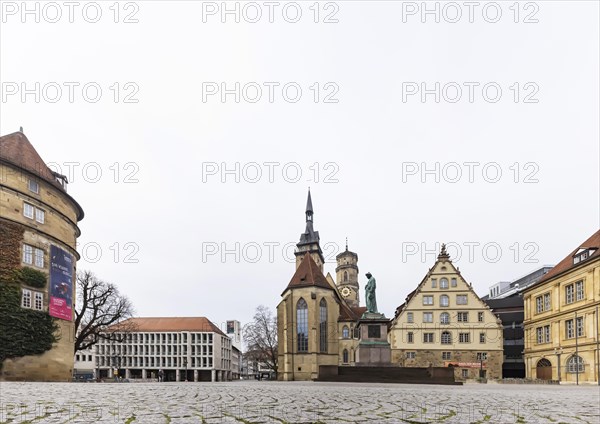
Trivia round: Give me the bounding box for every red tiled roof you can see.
[109,317,227,336]
[535,229,600,285]
[283,253,333,294]
[0,131,84,220]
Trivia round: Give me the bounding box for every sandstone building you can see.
[0,130,84,381]
[389,246,504,381]
[523,229,600,383]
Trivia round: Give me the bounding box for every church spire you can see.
[296,189,324,271]
[306,188,313,222]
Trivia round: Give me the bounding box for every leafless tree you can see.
[74,271,135,353]
[243,305,278,373]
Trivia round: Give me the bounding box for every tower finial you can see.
[305,188,313,217]
[345,237,348,251]
[19,126,23,133]
[438,243,450,260]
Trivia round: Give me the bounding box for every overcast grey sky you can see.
[1,0,599,334]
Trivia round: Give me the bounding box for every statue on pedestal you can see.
[365,272,378,314]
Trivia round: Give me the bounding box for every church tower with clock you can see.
[336,243,360,308]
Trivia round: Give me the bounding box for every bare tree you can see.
[74,271,135,353]
[243,305,278,374]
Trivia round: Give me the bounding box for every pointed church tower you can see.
[295,189,325,272]
[335,240,360,307]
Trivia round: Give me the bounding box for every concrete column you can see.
[125,369,131,379]
[176,370,180,382]
[211,369,216,382]
[194,370,198,382]
[142,369,147,380]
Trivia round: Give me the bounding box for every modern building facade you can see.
[523,230,600,383]
[96,317,233,382]
[390,246,504,381]
[0,130,84,381]
[483,266,554,378]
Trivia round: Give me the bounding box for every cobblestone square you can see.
[1,381,599,424]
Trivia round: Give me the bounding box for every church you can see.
[276,190,504,382]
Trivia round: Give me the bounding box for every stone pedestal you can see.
[355,314,391,366]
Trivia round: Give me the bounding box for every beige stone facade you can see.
[0,131,84,381]
[523,230,600,384]
[389,246,504,381]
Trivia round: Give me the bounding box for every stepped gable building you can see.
[98,317,233,382]
[277,191,364,381]
[523,229,600,383]
[0,130,84,381]
[389,245,504,381]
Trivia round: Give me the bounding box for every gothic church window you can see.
[319,298,328,353]
[297,298,308,352]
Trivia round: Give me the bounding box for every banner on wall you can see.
[49,245,74,321]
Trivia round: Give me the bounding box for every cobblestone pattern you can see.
[1,381,599,423]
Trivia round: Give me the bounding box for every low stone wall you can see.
[318,366,461,385]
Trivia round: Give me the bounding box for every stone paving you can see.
[0,381,599,424]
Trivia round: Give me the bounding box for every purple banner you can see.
[49,245,74,321]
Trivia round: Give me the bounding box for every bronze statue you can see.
[365,272,378,313]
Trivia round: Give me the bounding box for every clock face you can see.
[341,287,351,298]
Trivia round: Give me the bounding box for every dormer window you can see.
[573,248,596,264]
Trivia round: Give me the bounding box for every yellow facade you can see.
[0,132,84,381]
[390,248,504,381]
[523,233,600,384]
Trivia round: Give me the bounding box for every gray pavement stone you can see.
[0,381,598,424]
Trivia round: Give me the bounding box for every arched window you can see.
[441,331,452,344]
[440,295,449,307]
[342,349,349,363]
[440,312,450,324]
[440,278,449,289]
[319,298,328,353]
[343,271,348,282]
[297,298,308,352]
[342,325,350,339]
[567,355,584,373]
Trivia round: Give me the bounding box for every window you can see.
[536,296,543,313]
[407,312,413,323]
[28,179,39,194]
[536,327,544,344]
[457,312,469,322]
[476,352,487,361]
[478,312,484,322]
[34,248,44,268]
[456,295,468,305]
[34,292,43,311]
[440,295,449,307]
[462,369,469,378]
[431,278,437,288]
[440,312,450,325]
[479,332,485,343]
[23,244,33,264]
[35,208,45,224]
[441,331,452,344]
[296,298,308,352]
[423,333,434,343]
[567,355,584,373]
[342,349,349,363]
[442,352,451,360]
[342,326,349,339]
[23,203,34,219]
[21,289,32,308]
[407,332,414,343]
[575,281,584,301]
[565,284,574,304]
[423,312,433,323]
[451,278,457,287]
[440,278,449,289]
[565,319,574,339]
[319,298,327,353]
[544,325,551,343]
[459,332,470,343]
[576,316,584,337]
[406,351,416,359]
[423,295,433,305]
[343,271,348,282]
[543,293,551,311]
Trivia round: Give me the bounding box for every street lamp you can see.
[554,347,563,382]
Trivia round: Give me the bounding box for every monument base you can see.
[355,316,392,366]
